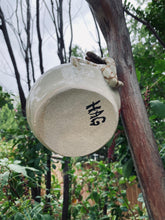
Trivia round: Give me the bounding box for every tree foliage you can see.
[124,0,165,153]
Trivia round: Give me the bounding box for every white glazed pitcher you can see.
[26,58,121,157]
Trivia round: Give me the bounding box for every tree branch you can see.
[57,0,67,63]
[68,0,73,62]
[123,7,165,49]
[49,0,59,39]
[49,0,66,64]
[36,0,44,75]
[25,0,31,91]
[90,7,103,57]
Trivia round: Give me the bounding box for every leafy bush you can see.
[69,159,148,219]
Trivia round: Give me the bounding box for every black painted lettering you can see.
[86,100,106,126]
[90,116,106,126]
[86,100,101,113]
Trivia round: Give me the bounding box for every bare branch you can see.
[68,0,73,62]
[50,0,59,40]
[56,0,67,63]
[44,0,67,64]
[29,43,35,83]
[36,0,44,75]
[25,0,31,90]
[90,7,103,57]
[20,1,26,29]
[124,7,165,48]
[7,0,35,85]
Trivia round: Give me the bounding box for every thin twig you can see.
[149,75,165,90]
[36,0,44,75]
[68,0,73,62]
[25,0,31,91]
[90,7,103,57]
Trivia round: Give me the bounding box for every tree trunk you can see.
[62,158,71,220]
[44,152,52,213]
[31,178,41,203]
[86,1,165,219]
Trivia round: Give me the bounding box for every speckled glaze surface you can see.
[26,62,121,157]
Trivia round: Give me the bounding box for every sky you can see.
[0,0,141,96]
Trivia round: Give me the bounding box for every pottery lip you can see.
[26,62,120,111]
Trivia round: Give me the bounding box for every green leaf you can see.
[25,167,39,172]
[54,188,61,191]
[117,198,124,204]
[14,212,25,220]
[136,69,141,82]
[0,158,9,166]
[36,214,56,220]
[150,100,165,118]
[91,191,99,203]
[100,216,110,220]
[42,214,55,220]
[120,206,128,212]
[14,160,21,164]
[52,164,56,169]
[137,192,144,203]
[0,171,10,185]
[139,217,148,219]
[129,175,136,182]
[8,164,28,177]
[122,158,134,178]
[154,59,165,74]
